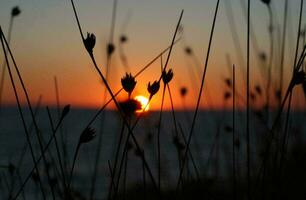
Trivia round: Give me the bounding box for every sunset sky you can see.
[0,0,305,110]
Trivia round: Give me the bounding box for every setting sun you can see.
[134,95,150,112]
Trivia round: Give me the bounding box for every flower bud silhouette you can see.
[11,6,21,17]
[224,78,232,87]
[162,69,174,84]
[119,99,141,116]
[60,104,70,119]
[292,70,306,86]
[185,47,192,55]
[79,127,96,144]
[259,52,267,62]
[147,81,160,97]
[180,87,187,97]
[121,73,136,96]
[255,85,262,95]
[224,91,231,100]
[107,43,115,55]
[261,0,271,5]
[83,33,96,54]
[120,35,127,43]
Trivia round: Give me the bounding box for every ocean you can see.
[0,106,305,199]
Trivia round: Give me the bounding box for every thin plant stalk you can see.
[142,153,146,200]
[46,107,67,188]
[0,13,14,114]
[91,1,118,197]
[84,39,180,130]
[157,83,166,192]
[112,99,153,200]
[123,150,128,197]
[54,77,69,173]
[9,96,42,197]
[224,0,246,84]
[70,0,183,190]
[68,142,81,190]
[107,120,125,199]
[246,0,251,199]
[232,65,237,200]
[70,0,156,188]
[279,0,288,104]
[0,31,46,200]
[279,0,304,178]
[177,124,200,180]
[254,46,306,192]
[266,4,274,121]
[238,0,260,54]
[176,0,220,190]
[167,83,200,176]
[12,109,69,200]
[0,27,56,200]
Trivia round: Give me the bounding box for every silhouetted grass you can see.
[1,1,306,200]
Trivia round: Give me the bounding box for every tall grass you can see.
[1,1,306,200]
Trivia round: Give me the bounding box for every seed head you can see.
[185,47,192,55]
[292,70,306,86]
[250,92,256,101]
[259,52,267,62]
[79,127,96,144]
[180,87,187,97]
[147,81,160,97]
[261,0,271,6]
[121,73,136,95]
[162,69,174,84]
[107,43,115,56]
[11,6,21,17]
[61,104,70,119]
[83,33,96,54]
[255,85,262,95]
[120,35,128,43]
[224,78,232,87]
[119,99,141,116]
[224,91,231,100]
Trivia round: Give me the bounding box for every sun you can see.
[134,95,150,112]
